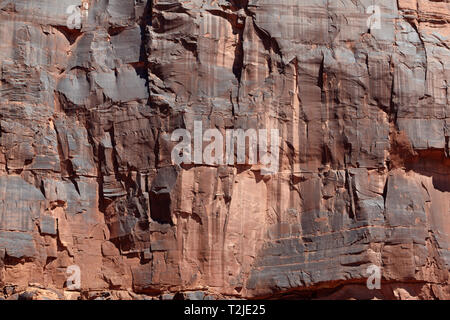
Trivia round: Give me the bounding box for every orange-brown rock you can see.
[0,0,449,300]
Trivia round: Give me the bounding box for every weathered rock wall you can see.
[0,0,449,300]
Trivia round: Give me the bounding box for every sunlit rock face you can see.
[0,0,449,300]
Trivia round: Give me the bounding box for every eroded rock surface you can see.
[0,0,449,300]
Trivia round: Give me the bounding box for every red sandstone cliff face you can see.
[0,0,449,300]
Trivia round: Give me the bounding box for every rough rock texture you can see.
[0,0,449,300]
